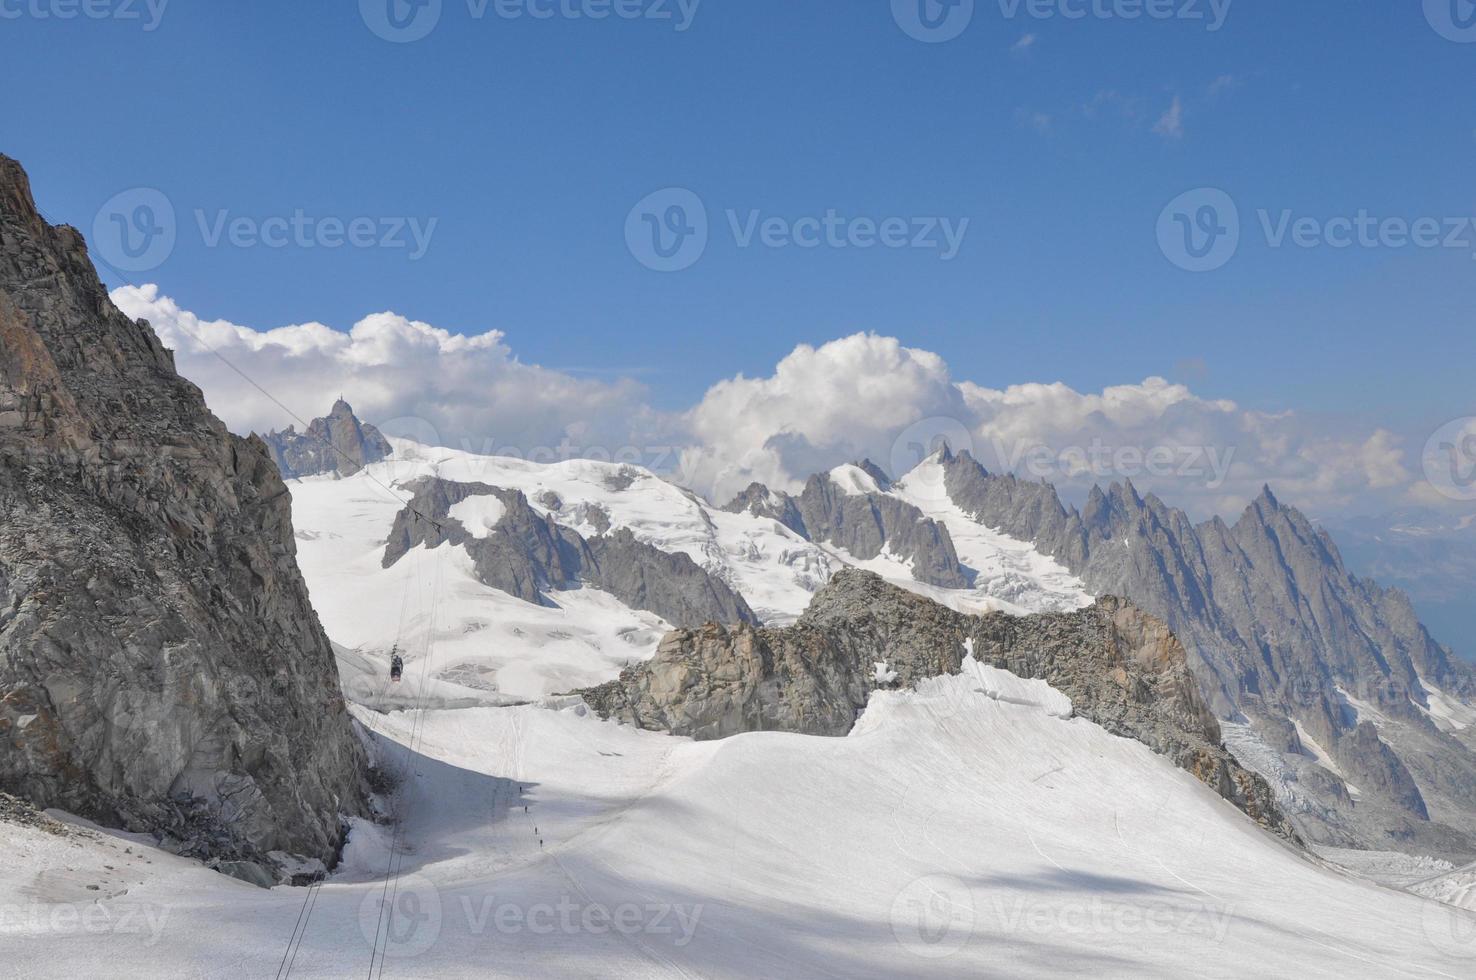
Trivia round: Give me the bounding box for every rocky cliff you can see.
[581,568,1296,840]
[724,464,969,589]
[383,477,758,628]
[261,398,391,478]
[0,155,367,879]
[935,446,1476,858]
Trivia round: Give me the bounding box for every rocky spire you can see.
[261,398,392,478]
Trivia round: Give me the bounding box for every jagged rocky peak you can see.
[580,568,1296,840]
[261,397,391,478]
[383,476,757,629]
[0,154,367,882]
[719,464,970,590]
[925,442,1476,859]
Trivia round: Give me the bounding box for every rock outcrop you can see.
[724,464,970,589]
[935,446,1476,858]
[383,477,757,628]
[580,568,1296,840]
[261,399,390,478]
[0,155,367,878]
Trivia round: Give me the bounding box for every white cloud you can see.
[1207,74,1240,98]
[113,289,1444,521]
[111,284,666,460]
[1012,33,1037,53]
[677,334,972,502]
[1153,96,1185,139]
[676,334,1431,519]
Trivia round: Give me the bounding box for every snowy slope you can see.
[4,665,1474,977]
[886,453,1093,616]
[286,440,1094,702]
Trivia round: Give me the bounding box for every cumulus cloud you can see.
[677,334,973,501]
[676,333,1431,519]
[112,289,1443,521]
[111,285,667,460]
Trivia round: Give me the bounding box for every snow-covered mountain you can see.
[283,422,1476,861]
[7,392,1476,976]
[287,436,1094,707]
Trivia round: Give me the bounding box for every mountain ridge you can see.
[0,154,367,881]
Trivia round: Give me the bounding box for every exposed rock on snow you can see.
[580,568,1295,839]
[0,154,367,875]
[260,398,390,478]
[383,477,757,628]
[724,463,970,589]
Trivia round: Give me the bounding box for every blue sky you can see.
[4,1,1473,425]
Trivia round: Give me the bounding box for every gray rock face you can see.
[724,465,970,589]
[261,399,390,478]
[0,155,367,872]
[580,568,1296,841]
[936,447,1476,858]
[383,477,757,628]
[581,569,1298,838]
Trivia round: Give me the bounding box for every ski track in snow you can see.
[4,668,1474,977]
